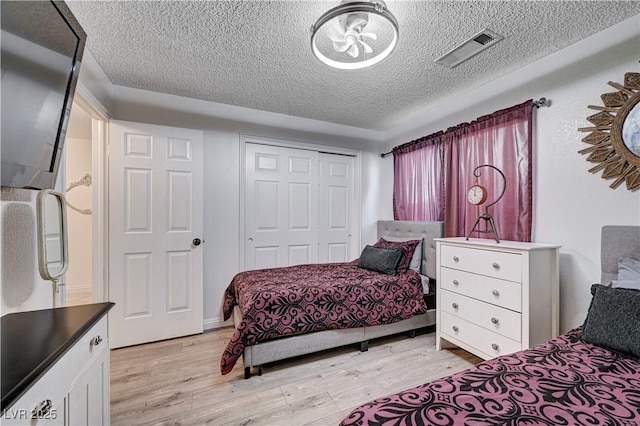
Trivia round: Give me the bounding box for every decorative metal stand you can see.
[466,165,506,243]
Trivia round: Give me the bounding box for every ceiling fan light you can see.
[310,1,399,70]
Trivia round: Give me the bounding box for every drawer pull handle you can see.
[492,262,500,269]
[452,325,459,332]
[452,303,459,309]
[491,290,500,297]
[33,399,53,418]
[491,317,499,324]
[453,256,460,262]
[91,335,103,346]
[452,279,459,286]
[491,343,500,351]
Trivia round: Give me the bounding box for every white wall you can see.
[65,135,93,293]
[110,87,386,328]
[382,17,640,332]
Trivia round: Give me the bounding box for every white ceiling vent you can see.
[435,29,504,68]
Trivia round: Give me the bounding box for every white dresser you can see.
[435,238,560,360]
[2,303,114,425]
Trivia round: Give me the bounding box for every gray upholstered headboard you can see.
[377,220,444,280]
[601,225,640,284]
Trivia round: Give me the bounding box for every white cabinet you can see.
[3,314,110,425]
[436,238,560,360]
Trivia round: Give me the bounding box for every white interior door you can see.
[245,143,319,270]
[109,120,203,348]
[318,153,355,262]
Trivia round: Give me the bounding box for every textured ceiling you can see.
[66,1,640,132]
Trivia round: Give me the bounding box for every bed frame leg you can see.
[408,329,416,338]
[244,367,250,379]
[258,365,263,376]
[360,340,369,352]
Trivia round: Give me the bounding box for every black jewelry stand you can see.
[466,165,506,243]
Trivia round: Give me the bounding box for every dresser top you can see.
[1,302,114,412]
[435,237,561,251]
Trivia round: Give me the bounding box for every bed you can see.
[221,220,444,378]
[341,225,640,425]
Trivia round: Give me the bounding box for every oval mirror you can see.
[36,189,69,300]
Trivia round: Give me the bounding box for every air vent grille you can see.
[436,29,504,68]
[473,33,494,45]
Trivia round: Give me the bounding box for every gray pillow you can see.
[581,284,640,358]
[611,280,640,290]
[357,245,403,275]
[618,256,640,281]
[409,240,423,273]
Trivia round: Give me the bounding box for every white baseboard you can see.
[203,317,233,331]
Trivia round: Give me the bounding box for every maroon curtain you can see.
[392,100,533,242]
[393,132,445,221]
[443,100,533,241]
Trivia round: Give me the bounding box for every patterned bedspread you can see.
[341,328,640,425]
[220,262,426,375]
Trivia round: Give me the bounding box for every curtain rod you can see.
[380,97,550,158]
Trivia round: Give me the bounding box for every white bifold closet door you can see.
[245,142,355,270]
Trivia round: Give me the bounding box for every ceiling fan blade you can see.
[359,32,377,41]
[333,41,352,53]
[346,16,368,32]
[358,39,373,53]
[347,43,359,58]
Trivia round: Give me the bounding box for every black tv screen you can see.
[1,0,86,189]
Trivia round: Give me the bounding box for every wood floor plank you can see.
[110,326,482,425]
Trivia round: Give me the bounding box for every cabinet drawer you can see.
[440,311,521,359]
[440,290,521,341]
[441,244,522,282]
[440,267,522,312]
[66,315,109,372]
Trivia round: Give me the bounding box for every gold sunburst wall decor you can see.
[578,71,640,191]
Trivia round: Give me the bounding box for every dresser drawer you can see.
[441,244,522,282]
[440,311,521,359]
[440,267,522,312]
[440,290,522,341]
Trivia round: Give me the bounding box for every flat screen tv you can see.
[1,0,86,190]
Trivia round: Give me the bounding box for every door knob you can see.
[193,238,203,246]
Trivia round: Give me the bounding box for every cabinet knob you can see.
[492,262,500,269]
[491,317,499,324]
[491,290,500,297]
[491,343,500,351]
[91,335,103,346]
[453,256,460,262]
[452,303,459,309]
[452,325,459,332]
[452,279,459,286]
[33,399,53,419]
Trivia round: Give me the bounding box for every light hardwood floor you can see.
[110,327,482,425]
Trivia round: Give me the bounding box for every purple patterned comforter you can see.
[221,262,426,375]
[341,328,640,425]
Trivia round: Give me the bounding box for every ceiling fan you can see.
[310,0,399,70]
